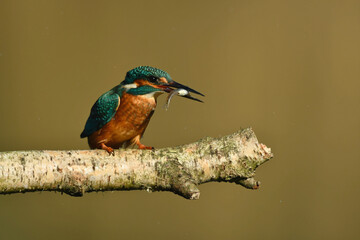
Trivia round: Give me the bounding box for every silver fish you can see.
[164,88,189,110]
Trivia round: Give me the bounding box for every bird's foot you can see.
[100,143,115,156]
[137,143,154,150]
[130,135,154,150]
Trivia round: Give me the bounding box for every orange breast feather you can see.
[88,93,156,149]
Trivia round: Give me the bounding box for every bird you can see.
[80,66,204,154]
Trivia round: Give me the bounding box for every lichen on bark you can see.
[0,128,272,200]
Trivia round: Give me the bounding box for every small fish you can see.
[164,88,203,110]
[164,88,189,110]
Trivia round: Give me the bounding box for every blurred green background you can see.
[1,0,359,239]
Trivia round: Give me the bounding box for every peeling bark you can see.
[0,128,272,200]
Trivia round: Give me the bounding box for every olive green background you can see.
[0,0,359,239]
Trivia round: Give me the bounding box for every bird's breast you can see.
[115,93,157,127]
[88,92,158,149]
[110,93,156,144]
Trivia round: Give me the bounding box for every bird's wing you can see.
[80,91,121,138]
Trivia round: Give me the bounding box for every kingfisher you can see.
[80,66,204,154]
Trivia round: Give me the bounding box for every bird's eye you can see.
[149,76,158,83]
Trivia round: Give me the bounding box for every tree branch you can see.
[0,128,272,200]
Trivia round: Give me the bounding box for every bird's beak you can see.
[160,81,204,102]
[166,81,205,96]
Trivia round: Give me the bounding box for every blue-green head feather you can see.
[122,66,173,84]
[122,66,204,98]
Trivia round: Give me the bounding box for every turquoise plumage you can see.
[80,88,121,138]
[123,66,173,84]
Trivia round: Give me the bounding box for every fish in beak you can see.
[161,80,204,103]
[159,81,204,110]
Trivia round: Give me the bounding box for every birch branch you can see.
[0,128,272,200]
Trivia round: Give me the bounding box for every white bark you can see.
[0,128,272,200]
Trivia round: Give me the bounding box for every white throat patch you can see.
[123,83,138,90]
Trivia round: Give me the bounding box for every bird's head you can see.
[121,66,204,102]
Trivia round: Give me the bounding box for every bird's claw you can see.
[100,143,115,156]
[109,149,115,156]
